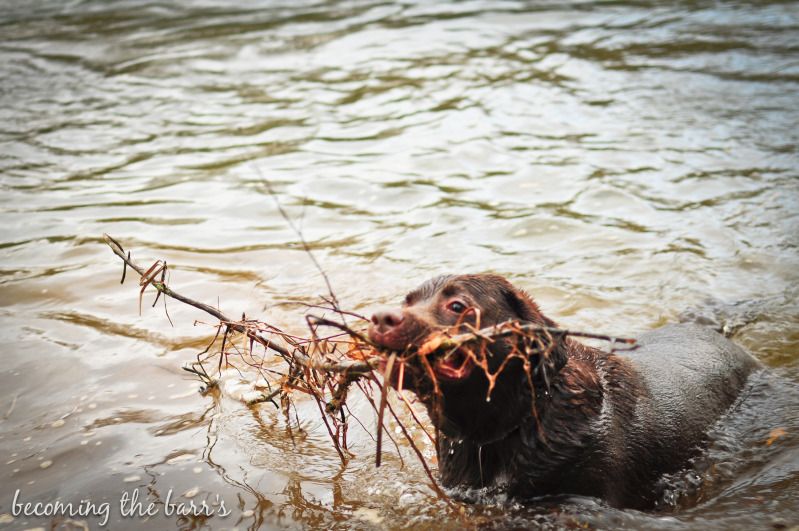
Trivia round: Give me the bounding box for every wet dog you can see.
[368,274,761,508]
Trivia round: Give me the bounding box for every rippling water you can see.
[1,1,798,529]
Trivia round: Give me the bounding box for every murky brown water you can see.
[1,0,798,529]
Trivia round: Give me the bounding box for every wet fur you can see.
[369,274,761,508]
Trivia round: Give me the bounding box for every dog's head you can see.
[368,273,568,439]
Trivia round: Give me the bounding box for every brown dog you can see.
[368,274,760,508]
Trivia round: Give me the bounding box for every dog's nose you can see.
[371,310,404,332]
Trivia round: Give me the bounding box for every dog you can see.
[367,274,761,508]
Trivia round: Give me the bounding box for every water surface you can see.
[1,0,798,529]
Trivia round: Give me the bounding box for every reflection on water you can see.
[1,0,798,528]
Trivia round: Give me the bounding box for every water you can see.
[1,0,798,528]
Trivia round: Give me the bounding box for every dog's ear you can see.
[500,282,558,328]
[500,280,569,377]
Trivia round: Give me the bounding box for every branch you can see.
[102,234,378,374]
[103,233,634,371]
[104,234,230,323]
[429,321,637,353]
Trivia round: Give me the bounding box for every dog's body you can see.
[368,274,761,508]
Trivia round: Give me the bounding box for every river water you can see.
[1,1,798,529]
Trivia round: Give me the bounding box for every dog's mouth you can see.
[370,325,477,385]
[433,348,474,382]
[375,347,475,388]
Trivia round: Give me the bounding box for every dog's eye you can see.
[447,301,467,313]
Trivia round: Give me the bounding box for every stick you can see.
[421,321,637,353]
[103,234,635,370]
[102,234,378,374]
[375,354,396,467]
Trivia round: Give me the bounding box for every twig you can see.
[103,234,378,374]
[258,171,344,319]
[422,321,637,353]
[375,354,396,467]
[104,234,634,370]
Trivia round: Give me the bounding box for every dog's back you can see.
[604,324,762,505]
[627,323,761,432]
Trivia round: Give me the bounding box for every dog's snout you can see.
[371,310,404,331]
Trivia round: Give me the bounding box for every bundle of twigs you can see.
[104,234,450,492]
[102,233,635,499]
